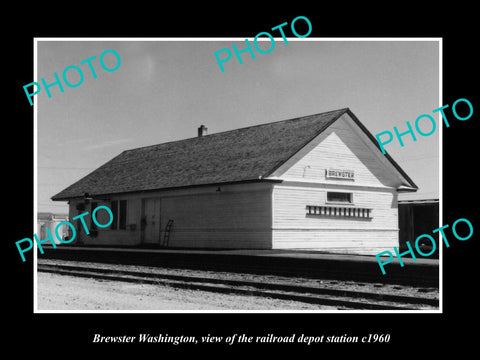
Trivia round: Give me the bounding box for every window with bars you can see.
[306,205,372,219]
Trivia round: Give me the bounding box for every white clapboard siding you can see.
[272,185,399,253]
[69,196,143,246]
[160,230,272,249]
[160,184,272,249]
[269,113,404,254]
[68,184,273,248]
[272,229,398,255]
[273,185,398,230]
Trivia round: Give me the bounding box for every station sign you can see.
[326,168,354,180]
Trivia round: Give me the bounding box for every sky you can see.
[36,39,440,214]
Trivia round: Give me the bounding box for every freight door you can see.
[141,198,161,244]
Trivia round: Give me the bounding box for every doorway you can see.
[141,198,161,245]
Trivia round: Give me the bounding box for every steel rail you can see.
[37,263,438,310]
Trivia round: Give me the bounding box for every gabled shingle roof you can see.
[51,108,416,201]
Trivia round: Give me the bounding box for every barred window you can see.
[307,205,372,219]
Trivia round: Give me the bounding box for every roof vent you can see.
[198,125,208,137]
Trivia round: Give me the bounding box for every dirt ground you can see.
[36,272,340,311]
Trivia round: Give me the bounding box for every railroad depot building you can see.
[51,108,418,255]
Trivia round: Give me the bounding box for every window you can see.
[119,200,127,230]
[90,202,98,229]
[327,192,352,203]
[110,200,118,229]
[110,200,128,230]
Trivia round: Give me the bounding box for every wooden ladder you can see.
[162,219,174,247]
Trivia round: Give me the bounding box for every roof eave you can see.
[50,178,283,201]
[397,185,418,192]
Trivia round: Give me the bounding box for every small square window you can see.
[327,192,352,203]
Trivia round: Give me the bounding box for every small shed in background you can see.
[398,199,439,256]
[37,212,69,244]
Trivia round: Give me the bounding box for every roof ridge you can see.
[261,108,349,178]
[123,108,350,153]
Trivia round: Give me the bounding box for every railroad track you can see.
[41,247,439,287]
[37,263,438,310]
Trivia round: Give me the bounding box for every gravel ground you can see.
[36,272,340,311]
[37,259,439,300]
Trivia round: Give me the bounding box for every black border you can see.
[6,6,479,355]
